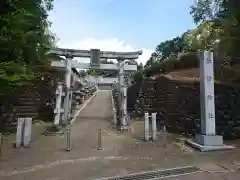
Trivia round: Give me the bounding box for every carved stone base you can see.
[186,134,235,152]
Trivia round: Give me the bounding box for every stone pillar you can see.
[23,118,32,147]
[144,113,149,141]
[123,86,127,127]
[63,55,72,125]
[68,91,73,119]
[151,113,157,141]
[116,62,121,127]
[199,51,216,136]
[118,58,127,130]
[195,51,222,146]
[16,118,25,148]
[186,51,234,151]
[54,83,63,125]
[15,118,32,148]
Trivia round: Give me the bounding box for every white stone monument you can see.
[144,112,157,141]
[16,118,25,148]
[144,113,149,141]
[151,113,157,141]
[186,51,234,151]
[23,118,32,147]
[16,117,32,148]
[54,83,63,125]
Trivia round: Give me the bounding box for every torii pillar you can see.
[117,58,128,130]
[63,54,73,125]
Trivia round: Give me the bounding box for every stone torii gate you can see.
[49,47,142,127]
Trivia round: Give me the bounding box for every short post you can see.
[23,118,32,147]
[151,113,157,141]
[0,133,3,156]
[144,113,149,141]
[163,125,167,148]
[97,128,102,150]
[113,109,117,125]
[123,86,127,127]
[111,90,117,125]
[54,84,63,125]
[68,91,73,119]
[16,118,25,148]
[66,126,71,151]
[117,86,121,128]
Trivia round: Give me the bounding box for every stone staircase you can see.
[14,83,42,119]
[1,80,55,128]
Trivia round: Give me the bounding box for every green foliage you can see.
[0,0,56,100]
[86,69,105,76]
[131,71,143,83]
[190,0,240,57]
[79,70,87,77]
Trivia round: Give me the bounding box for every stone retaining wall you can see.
[140,76,240,139]
[127,82,142,113]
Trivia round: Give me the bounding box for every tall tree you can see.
[190,0,240,58]
[0,0,56,96]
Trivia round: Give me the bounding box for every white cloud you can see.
[59,38,153,65]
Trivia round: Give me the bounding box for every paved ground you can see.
[0,90,240,180]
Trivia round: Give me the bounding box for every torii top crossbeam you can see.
[49,47,142,71]
[50,47,143,59]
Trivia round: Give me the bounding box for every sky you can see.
[48,0,196,65]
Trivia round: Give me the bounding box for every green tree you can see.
[0,0,56,97]
[190,0,240,58]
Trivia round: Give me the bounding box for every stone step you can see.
[19,97,41,101]
[3,114,39,122]
[14,107,39,113]
[15,112,39,118]
[17,101,41,106]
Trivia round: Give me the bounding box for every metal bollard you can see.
[163,125,167,148]
[66,127,71,151]
[97,128,102,150]
[0,133,3,157]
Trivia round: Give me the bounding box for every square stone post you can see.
[144,113,149,141]
[54,83,63,125]
[23,118,32,147]
[199,51,216,136]
[16,118,25,148]
[186,51,234,151]
[123,86,127,126]
[68,91,73,119]
[151,113,157,141]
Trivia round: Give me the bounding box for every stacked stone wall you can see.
[132,75,240,139]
